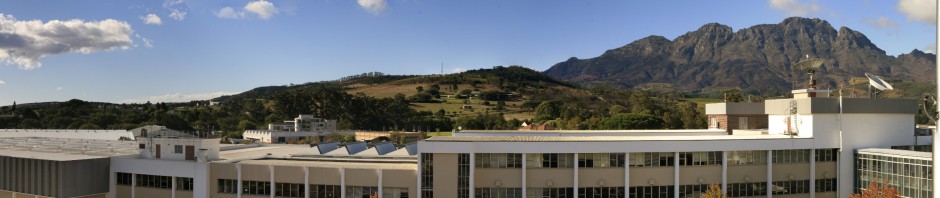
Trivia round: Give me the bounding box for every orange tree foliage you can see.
[850,180,899,198]
[702,184,726,198]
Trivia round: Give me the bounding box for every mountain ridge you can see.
[544,17,936,95]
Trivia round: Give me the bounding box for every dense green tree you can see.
[599,113,664,129]
[534,101,562,121]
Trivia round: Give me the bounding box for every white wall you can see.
[109,157,211,198]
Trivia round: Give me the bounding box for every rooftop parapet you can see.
[764,97,917,115]
[705,103,765,115]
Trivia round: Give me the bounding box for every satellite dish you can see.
[794,58,824,73]
[793,57,825,89]
[864,73,893,91]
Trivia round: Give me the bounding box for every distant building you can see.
[267,114,337,132]
[705,103,768,132]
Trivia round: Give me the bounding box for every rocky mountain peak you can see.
[544,17,936,95]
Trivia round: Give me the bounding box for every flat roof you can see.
[426,134,803,142]
[218,144,316,160]
[0,137,138,161]
[459,129,724,133]
[857,148,932,161]
[239,158,416,170]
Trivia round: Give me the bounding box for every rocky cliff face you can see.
[544,17,936,94]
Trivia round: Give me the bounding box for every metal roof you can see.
[0,137,138,161]
[426,134,803,142]
[857,148,932,160]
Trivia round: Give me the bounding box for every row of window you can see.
[275,183,304,198]
[527,188,573,198]
[117,172,192,191]
[771,180,810,195]
[772,149,810,164]
[476,188,523,198]
[727,151,767,165]
[470,149,837,169]
[421,153,434,198]
[136,174,173,189]
[527,153,575,168]
[677,152,722,166]
[579,153,626,168]
[459,153,471,198]
[242,180,271,195]
[857,152,932,198]
[218,182,409,198]
[476,153,523,168]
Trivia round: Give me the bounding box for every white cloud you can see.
[452,68,466,73]
[141,14,162,25]
[0,13,135,70]
[120,91,239,103]
[769,0,821,16]
[135,34,154,48]
[0,80,5,85]
[216,0,279,20]
[164,0,188,21]
[244,0,279,19]
[215,7,244,19]
[864,16,898,29]
[358,0,388,15]
[168,10,187,21]
[56,86,63,91]
[898,0,937,25]
[926,43,937,54]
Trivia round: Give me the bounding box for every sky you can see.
[0,0,936,105]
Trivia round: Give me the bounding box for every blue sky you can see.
[0,0,935,105]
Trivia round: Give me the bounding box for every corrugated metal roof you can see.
[427,134,802,142]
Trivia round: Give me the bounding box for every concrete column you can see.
[521,153,526,198]
[131,173,136,198]
[469,152,475,198]
[674,152,679,198]
[722,151,728,195]
[237,164,242,198]
[573,153,579,194]
[304,167,310,198]
[810,149,816,198]
[341,168,346,198]
[270,165,275,198]
[378,169,384,198]
[624,152,630,194]
[172,176,177,198]
[767,151,772,197]
[417,154,422,198]
[108,171,116,198]
[935,4,940,198]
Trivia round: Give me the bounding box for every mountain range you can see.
[543,17,936,95]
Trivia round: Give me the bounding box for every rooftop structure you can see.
[267,114,338,132]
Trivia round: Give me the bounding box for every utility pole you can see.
[934,2,939,198]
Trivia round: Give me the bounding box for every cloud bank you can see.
[120,91,240,103]
[898,0,937,25]
[357,0,388,15]
[0,13,135,69]
[769,0,821,16]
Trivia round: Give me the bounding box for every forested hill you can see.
[544,17,937,96]
[0,66,710,135]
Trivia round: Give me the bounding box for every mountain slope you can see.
[544,17,936,95]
